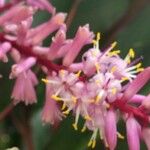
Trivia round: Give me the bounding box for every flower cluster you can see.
[0,0,149,150]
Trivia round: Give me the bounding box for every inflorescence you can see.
[0,1,149,150]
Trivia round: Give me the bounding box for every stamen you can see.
[129,48,135,58]
[95,62,100,73]
[124,48,135,64]
[61,103,66,110]
[121,77,129,82]
[71,96,77,103]
[87,129,98,149]
[112,88,117,95]
[41,78,59,84]
[75,70,82,77]
[51,95,62,101]
[81,124,86,132]
[41,78,49,83]
[84,115,92,121]
[93,32,101,49]
[95,94,101,104]
[63,109,70,115]
[60,69,65,77]
[117,132,125,140]
[111,41,117,49]
[108,50,120,57]
[72,123,78,130]
[95,79,101,85]
[110,66,117,73]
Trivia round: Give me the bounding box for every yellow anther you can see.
[41,78,49,83]
[60,69,65,77]
[63,109,70,115]
[75,70,82,77]
[136,68,144,72]
[51,95,62,101]
[91,49,99,57]
[111,41,117,49]
[72,123,78,130]
[95,79,101,85]
[95,62,100,73]
[111,66,117,73]
[87,140,93,147]
[95,95,101,104]
[84,115,92,121]
[135,63,142,68]
[92,40,97,45]
[71,96,77,103]
[127,58,131,64]
[61,103,66,110]
[129,48,135,58]
[112,88,117,95]
[92,140,96,149]
[97,32,101,41]
[117,132,125,140]
[81,126,86,132]
[108,50,120,57]
[121,77,129,82]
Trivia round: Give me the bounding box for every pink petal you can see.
[126,117,141,150]
[105,109,117,150]
[122,67,150,102]
[63,24,94,66]
[142,128,150,150]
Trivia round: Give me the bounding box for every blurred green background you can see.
[0,0,150,149]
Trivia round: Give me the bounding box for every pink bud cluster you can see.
[0,1,150,150]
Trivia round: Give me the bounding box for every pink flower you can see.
[11,70,38,105]
[41,76,63,124]
[27,13,67,45]
[27,0,56,14]
[0,3,34,25]
[10,57,36,78]
[63,24,94,66]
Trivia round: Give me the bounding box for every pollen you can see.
[72,123,78,130]
[84,115,92,121]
